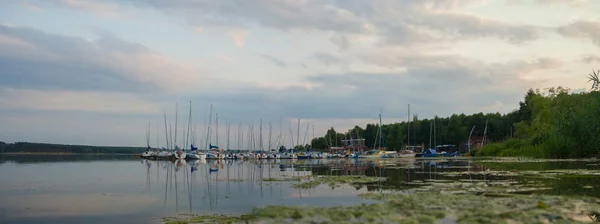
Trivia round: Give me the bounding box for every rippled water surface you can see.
[0,155,599,224]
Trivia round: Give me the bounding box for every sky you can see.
[1,0,600,148]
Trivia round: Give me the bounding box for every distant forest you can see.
[0,141,146,154]
[309,75,600,158]
[309,86,599,157]
[309,102,527,151]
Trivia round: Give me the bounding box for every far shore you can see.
[0,152,141,156]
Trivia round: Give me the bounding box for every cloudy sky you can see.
[1,0,599,147]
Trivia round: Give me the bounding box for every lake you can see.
[0,155,599,224]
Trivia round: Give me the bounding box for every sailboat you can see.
[398,104,416,158]
[184,101,206,160]
[422,116,442,158]
[141,122,156,158]
[173,103,187,160]
[359,110,391,159]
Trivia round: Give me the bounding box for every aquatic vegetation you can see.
[163,214,241,224]
[216,179,244,182]
[437,170,520,177]
[476,157,600,163]
[262,175,311,182]
[408,179,553,196]
[233,192,600,224]
[291,175,384,189]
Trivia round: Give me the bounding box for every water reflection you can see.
[1,155,599,223]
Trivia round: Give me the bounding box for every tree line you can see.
[0,141,146,154]
[309,76,600,158]
[478,85,600,158]
[309,110,526,152]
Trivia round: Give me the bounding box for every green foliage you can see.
[310,79,599,158]
[311,111,520,151]
[479,87,600,158]
[588,69,600,91]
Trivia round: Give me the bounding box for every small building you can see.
[342,138,367,151]
[405,145,424,153]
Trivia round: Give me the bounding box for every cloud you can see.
[0,89,160,114]
[227,29,248,47]
[310,52,343,66]
[38,0,541,45]
[0,25,201,93]
[1,0,594,147]
[507,0,589,6]
[580,54,600,64]
[259,54,286,67]
[329,33,350,51]
[404,11,540,44]
[183,51,549,124]
[557,20,600,47]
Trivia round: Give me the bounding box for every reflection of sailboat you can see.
[209,160,220,173]
[145,160,151,194]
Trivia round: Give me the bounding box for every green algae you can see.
[262,175,311,182]
[163,182,600,224]
[232,192,600,223]
[476,158,600,163]
[163,214,241,224]
[291,175,384,189]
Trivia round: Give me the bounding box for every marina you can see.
[1,154,600,223]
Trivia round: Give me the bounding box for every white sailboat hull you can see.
[174,151,186,159]
[397,153,417,158]
[157,151,171,158]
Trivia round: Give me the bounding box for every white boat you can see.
[278,152,296,159]
[187,151,207,160]
[397,150,417,158]
[141,150,155,158]
[174,150,186,159]
[206,152,225,160]
[358,152,385,158]
[157,150,171,158]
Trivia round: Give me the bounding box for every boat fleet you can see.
[140,102,466,162]
[141,146,424,160]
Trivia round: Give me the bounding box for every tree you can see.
[588,69,599,92]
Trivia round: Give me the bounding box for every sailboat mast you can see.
[175,102,178,149]
[407,104,410,150]
[205,105,212,151]
[297,118,301,149]
[186,101,192,150]
[312,124,315,149]
[429,121,432,149]
[482,120,488,147]
[279,116,283,148]
[468,125,476,153]
[379,108,383,150]
[164,111,169,149]
[434,115,437,150]
[146,122,150,148]
[169,123,173,150]
[226,119,230,150]
[216,113,219,150]
[268,122,272,152]
[259,119,263,153]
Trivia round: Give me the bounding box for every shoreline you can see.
[0,152,140,156]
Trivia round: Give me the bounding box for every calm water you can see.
[0,155,599,224]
